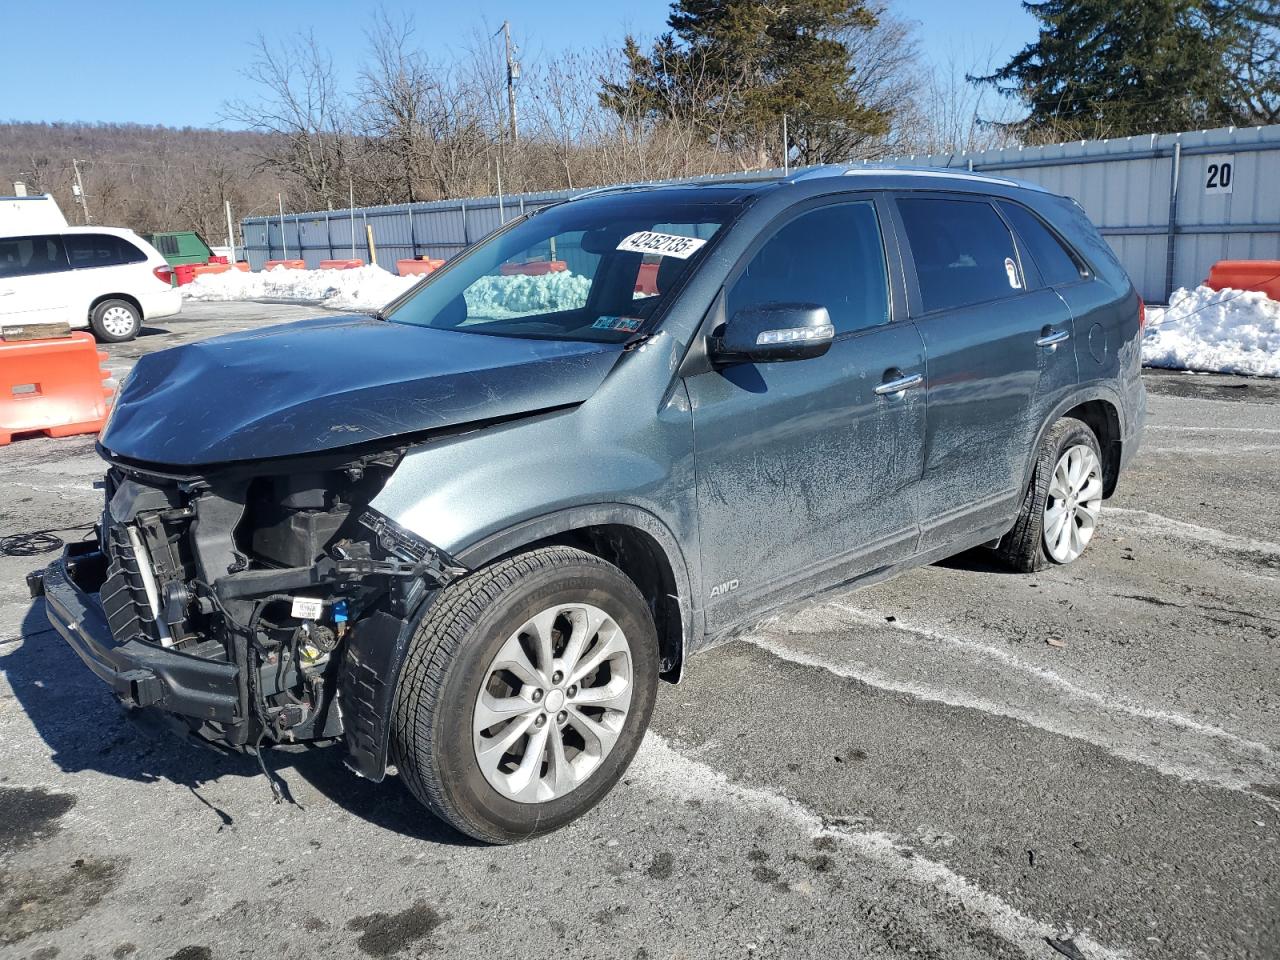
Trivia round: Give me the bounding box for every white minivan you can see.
[0,196,182,342]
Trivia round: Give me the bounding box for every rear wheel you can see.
[391,546,658,843]
[997,417,1104,572]
[90,298,141,342]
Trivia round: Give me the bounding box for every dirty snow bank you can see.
[183,264,594,318]
[1143,285,1280,377]
[183,265,421,311]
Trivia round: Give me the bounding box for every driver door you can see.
[683,198,927,632]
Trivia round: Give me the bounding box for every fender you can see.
[339,503,698,782]
[455,501,701,679]
[1019,382,1129,498]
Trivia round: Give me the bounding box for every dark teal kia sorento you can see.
[31,166,1145,842]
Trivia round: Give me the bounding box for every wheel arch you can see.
[1025,388,1124,498]
[89,293,143,322]
[454,503,698,684]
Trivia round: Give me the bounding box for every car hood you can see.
[101,315,625,467]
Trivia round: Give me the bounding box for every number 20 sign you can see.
[1203,155,1234,195]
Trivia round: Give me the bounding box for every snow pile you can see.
[183,265,421,311]
[464,271,592,319]
[1143,285,1280,377]
[183,264,593,318]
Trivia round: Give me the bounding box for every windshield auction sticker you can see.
[616,231,707,259]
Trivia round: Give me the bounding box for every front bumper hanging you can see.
[32,541,240,722]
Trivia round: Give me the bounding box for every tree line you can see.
[4,0,1275,238]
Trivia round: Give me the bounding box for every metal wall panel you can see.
[242,124,1280,303]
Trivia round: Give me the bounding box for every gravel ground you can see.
[1,302,1276,960]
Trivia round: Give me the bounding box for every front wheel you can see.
[997,417,1104,572]
[391,546,658,843]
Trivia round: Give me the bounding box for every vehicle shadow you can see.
[3,598,476,846]
[932,546,1018,575]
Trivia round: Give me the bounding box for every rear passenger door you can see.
[891,193,1077,552]
[0,234,72,325]
[64,232,149,314]
[686,197,926,630]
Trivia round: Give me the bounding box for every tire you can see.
[391,545,659,843]
[90,298,141,342]
[996,417,1105,573]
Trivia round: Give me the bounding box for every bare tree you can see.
[223,32,351,210]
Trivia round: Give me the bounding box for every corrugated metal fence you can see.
[242,123,1280,303]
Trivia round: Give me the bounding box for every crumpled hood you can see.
[101,315,624,466]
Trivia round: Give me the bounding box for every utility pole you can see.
[502,20,519,145]
[224,200,236,262]
[782,114,789,175]
[72,159,90,223]
[278,193,287,259]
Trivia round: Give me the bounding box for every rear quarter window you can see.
[896,197,1024,314]
[997,201,1086,287]
[65,233,148,269]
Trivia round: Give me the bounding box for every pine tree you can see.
[975,0,1280,140]
[600,0,893,166]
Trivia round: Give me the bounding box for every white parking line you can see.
[1146,425,1280,434]
[1106,507,1280,557]
[636,733,1132,960]
[831,604,1272,753]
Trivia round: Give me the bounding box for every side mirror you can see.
[709,303,834,365]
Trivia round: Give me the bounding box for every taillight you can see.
[1137,296,1146,331]
[153,265,174,285]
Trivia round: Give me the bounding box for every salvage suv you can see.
[32,166,1145,843]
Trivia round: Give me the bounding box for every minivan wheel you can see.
[996,417,1104,573]
[391,545,658,843]
[90,299,141,342]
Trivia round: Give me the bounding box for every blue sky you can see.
[1,0,1037,128]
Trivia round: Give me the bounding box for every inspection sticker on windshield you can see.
[616,231,707,259]
[592,316,643,333]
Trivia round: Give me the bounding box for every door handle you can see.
[874,372,924,396]
[0,289,14,296]
[1036,328,1070,348]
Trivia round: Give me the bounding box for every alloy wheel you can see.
[472,602,633,803]
[1043,444,1103,563]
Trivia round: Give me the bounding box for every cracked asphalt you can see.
[1,302,1277,960]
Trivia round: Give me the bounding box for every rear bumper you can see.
[35,541,239,723]
[140,286,183,321]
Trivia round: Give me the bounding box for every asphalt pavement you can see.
[1,302,1276,960]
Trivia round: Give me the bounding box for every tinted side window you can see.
[65,233,147,269]
[997,201,1085,286]
[897,198,1022,313]
[0,235,68,279]
[728,201,889,336]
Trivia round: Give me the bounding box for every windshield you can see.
[383,194,738,343]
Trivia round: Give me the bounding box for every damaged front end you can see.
[33,445,465,782]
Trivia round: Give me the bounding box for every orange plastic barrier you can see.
[234,262,250,272]
[500,260,567,277]
[397,258,446,277]
[0,333,113,445]
[191,262,231,278]
[264,259,306,271]
[1205,260,1280,300]
[319,259,364,270]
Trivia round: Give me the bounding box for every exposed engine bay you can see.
[83,444,466,788]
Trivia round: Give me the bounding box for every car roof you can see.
[565,164,1051,207]
[59,225,141,237]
